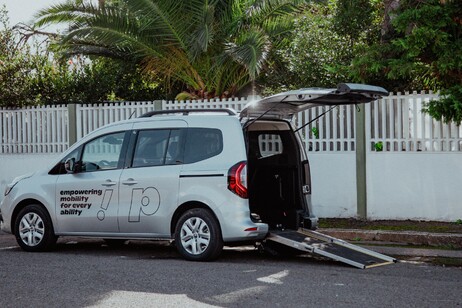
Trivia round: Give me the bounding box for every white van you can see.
[0,83,392,265]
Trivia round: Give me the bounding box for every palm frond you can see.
[225,27,271,80]
[32,0,308,98]
[34,0,99,28]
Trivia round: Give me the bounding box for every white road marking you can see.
[88,291,219,307]
[0,246,17,250]
[210,286,267,305]
[257,270,289,284]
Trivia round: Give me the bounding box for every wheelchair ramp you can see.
[266,228,396,269]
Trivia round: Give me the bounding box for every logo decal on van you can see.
[97,189,114,221]
[59,189,102,216]
[128,187,161,222]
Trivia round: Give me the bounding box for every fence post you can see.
[356,105,367,219]
[153,100,163,111]
[68,103,77,146]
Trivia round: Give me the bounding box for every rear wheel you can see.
[14,204,57,252]
[174,208,223,261]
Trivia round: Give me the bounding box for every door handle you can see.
[101,179,117,187]
[122,178,138,185]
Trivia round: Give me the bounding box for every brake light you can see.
[228,161,248,198]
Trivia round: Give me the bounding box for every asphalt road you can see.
[0,232,461,308]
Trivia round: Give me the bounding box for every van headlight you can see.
[4,173,34,196]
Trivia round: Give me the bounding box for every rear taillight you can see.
[228,161,248,198]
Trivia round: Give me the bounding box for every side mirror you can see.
[64,158,76,174]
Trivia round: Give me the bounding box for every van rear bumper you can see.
[221,221,269,242]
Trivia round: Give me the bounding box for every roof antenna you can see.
[128,110,136,119]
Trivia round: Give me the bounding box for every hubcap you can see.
[180,217,210,255]
[19,213,44,247]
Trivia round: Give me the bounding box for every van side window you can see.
[132,130,170,167]
[183,128,223,164]
[81,132,125,172]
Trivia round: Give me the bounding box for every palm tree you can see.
[35,0,307,99]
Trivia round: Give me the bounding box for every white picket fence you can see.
[1,92,461,154]
[367,91,462,152]
[1,92,462,221]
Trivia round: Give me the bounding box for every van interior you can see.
[245,120,311,231]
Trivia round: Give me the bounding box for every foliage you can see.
[390,0,462,123]
[332,0,375,43]
[374,141,383,152]
[311,127,319,138]
[389,0,461,89]
[30,56,163,104]
[0,5,161,107]
[257,0,379,95]
[423,86,462,125]
[0,6,37,107]
[34,0,308,99]
[345,0,462,123]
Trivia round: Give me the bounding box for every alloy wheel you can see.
[19,212,45,247]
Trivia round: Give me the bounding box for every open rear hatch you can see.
[240,83,388,119]
[243,83,393,268]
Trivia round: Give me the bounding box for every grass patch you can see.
[360,243,460,251]
[431,257,462,267]
[366,225,453,232]
[319,218,462,233]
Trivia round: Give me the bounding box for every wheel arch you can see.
[11,199,52,234]
[170,201,222,237]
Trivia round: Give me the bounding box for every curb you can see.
[318,228,462,249]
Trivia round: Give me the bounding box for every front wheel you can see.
[174,208,223,261]
[14,204,57,252]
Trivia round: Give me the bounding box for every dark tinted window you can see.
[165,129,183,165]
[132,130,170,167]
[183,128,223,164]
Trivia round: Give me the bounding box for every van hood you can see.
[240,83,388,119]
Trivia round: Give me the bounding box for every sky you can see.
[1,0,60,27]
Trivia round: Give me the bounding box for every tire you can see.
[174,208,223,261]
[14,204,57,252]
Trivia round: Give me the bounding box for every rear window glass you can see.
[183,128,223,163]
[258,134,283,157]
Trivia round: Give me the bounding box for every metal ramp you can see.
[266,228,396,269]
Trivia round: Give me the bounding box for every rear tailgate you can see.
[240,83,388,119]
